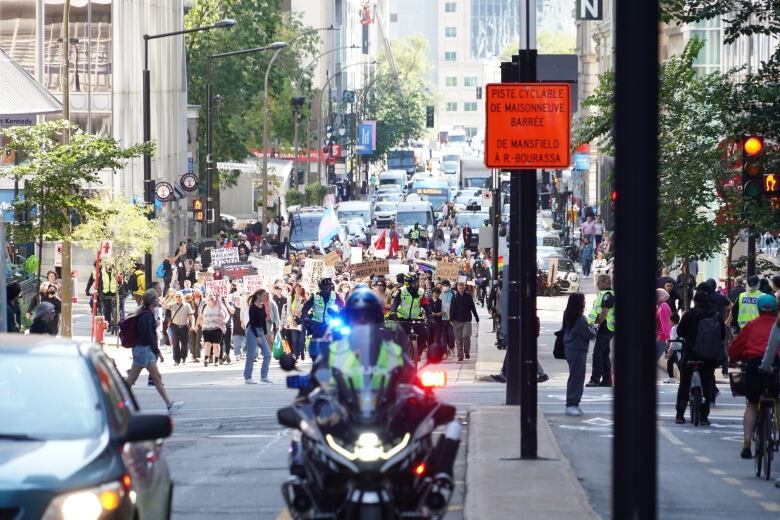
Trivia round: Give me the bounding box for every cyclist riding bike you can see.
[730,293,780,459]
[389,273,430,356]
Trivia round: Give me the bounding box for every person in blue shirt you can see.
[581,238,594,277]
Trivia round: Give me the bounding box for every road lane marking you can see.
[659,426,684,446]
[762,502,780,512]
[681,447,697,454]
[742,489,763,498]
[695,456,713,464]
[709,469,726,475]
[208,434,282,438]
[448,504,464,512]
[722,477,741,485]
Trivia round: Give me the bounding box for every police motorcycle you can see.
[277,289,461,520]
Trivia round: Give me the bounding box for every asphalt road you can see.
[75,282,780,519]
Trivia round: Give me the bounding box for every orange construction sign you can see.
[484,83,571,169]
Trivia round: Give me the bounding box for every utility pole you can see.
[60,0,73,337]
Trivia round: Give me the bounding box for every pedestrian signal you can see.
[193,198,204,221]
[764,173,778,194]
[425,106,434,129]
[742,135,765,199]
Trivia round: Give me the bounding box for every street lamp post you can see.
[261,44,288,224]
[142,18,235,281]
[205,42,285,238]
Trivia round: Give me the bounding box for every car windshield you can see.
[380,178,403,186]
[290,214,323,242]
[537,235,560,247]
[539,257,575,272]
[396,211,432,226]
[449,134,467,143]
[443,154,460,162]
[374,203,396,212]
[464,177,490,188]
[0,354,102,439]
[338,210,370,225]
[442,161,459,171]
[457,212,489,228]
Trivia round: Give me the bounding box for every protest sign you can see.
[243,275,265,293]
[210,247,239,267]
[435,261,460,281]
[205,279,230,297]
[250,256,285,287]
[196,271,214,285]
[323,251,341,267]
[350,247,363,264]
[351,259,390,279]
[220,262,255,280]
[388,263,409,278]
[302,259,326,292]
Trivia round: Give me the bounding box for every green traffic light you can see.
[744,180,762,199]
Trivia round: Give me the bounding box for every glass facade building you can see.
[470,0,519,59]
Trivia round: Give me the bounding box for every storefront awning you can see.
[0,46,62,117]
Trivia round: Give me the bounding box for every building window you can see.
[445,27,457,37]
[446,102,458,112]
[390,13,398,22]
[463,76,478,87]
[445,2,457,13]
[465,127,478,137]
[445,76,458,87]
[444,51,457,61]
[690,17,721,76]
[464,102,478,112]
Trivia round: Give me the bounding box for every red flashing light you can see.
[414,463,426,476]
[610,191,617,202]
[420,370,447,388]
[122,473,132,490]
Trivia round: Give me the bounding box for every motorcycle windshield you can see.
[342,324,390,422]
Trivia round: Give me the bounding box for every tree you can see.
[0,120,152,291]
[71,198,164,277]
[500,31,577,60]
[576,40,755,270]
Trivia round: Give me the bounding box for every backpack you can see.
[118,310,152,348]
[692,312,722,361]
[156,261,165,279]
[127,271,139,292]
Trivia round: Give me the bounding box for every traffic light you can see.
[742,135,765,199]
[193,198,204,222]
[476,86,483,100]
[426,106,434,128]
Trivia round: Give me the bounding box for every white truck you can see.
[459,158,492,189]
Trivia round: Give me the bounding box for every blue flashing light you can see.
[337,326,351,336]
[286,375,310,389]
[330,317,344,328]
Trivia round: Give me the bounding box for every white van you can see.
[395,201,434,239]
[337,200,373,228]
[379,170,407,193]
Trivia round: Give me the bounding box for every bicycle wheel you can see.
[409,338,418,370]
[690,387,702,427]
[756,410,766,478]
[764,407,774,480]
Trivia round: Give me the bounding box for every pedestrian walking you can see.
[656,289,672,361]
[165,291,193,366]
[562,292,596,416]
[586,274,615,387]
[244,288,276,384]
[440,280,455,353]
[450,281,480,363]
[124,289,184,413]
[130,262,146,306]
[581,239,594,277]
[197,292,228,367]
[284,284,307,360]
[188,289,203,363]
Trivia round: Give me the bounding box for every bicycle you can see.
[385,319,426,370]
[687,360,705,427]
[753,369,778,480]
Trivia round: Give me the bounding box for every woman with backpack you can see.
[124,289,184,413]
[562,292,596,417]
[196,291,229,367]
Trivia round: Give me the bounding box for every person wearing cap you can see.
[729,293,780,459]
[735,275,764,331]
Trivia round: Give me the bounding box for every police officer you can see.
[734,275,763,332]
[586,273,615,387]
[390,273,429,358]
[302,277,338,340]
[410,223,421,242]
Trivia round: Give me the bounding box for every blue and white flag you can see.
[318,206,343,253]
[454,232,465,256]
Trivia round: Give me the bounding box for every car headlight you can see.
[326,432,410,462]
[41,479,128,520]
[569,273,579,282]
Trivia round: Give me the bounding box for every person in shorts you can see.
[125,289,184,413]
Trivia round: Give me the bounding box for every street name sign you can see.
[484,83,571,169]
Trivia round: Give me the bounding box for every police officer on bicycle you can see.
[390,273,430,358]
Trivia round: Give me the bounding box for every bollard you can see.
[94,315,106,345]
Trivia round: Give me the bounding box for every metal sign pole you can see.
[0,214,7,333]
[613,0,658,516]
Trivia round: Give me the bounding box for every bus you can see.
[410,179,451,211]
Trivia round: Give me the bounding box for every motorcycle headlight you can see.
[326,432,410,462]
[41,479,127,520]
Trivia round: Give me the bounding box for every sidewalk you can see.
[464,405,598,519]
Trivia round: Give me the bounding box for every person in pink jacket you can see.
[656,288,672,360]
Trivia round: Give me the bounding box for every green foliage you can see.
[285,190,305,207]
[304,184,327,206]
[185,0,319,189]
[500,31,576,59]
[71,198,164,276]
[0,120,153,244]
[575,39,754,264]
[359,35,433,159]
[22,255,38,277]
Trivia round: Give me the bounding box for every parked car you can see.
[537,254,580,295]
[0,336,174,519]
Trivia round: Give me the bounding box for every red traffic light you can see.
[744,136,764,157]
[611,190,618,202]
